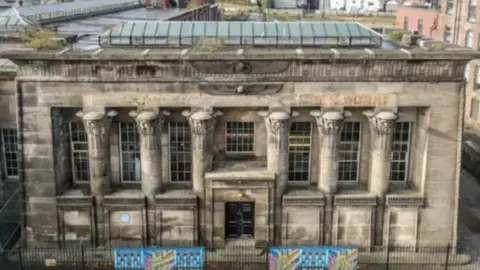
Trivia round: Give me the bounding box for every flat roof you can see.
[0,0,141,26]
[56,8,187,37]
[100,21,385,48]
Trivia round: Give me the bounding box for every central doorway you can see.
[225,202,255,238]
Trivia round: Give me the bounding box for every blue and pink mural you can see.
[114,247,204,270]
[268,246,358,270]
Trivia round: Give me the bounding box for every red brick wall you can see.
[395,6,442,39]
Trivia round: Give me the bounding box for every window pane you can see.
[390,122,412,182]
[288,122,311,182]
[225,122,255,153]
[169,122,192,182]
[69,122,89,182]
[120,122,141,182]
[339,122,361,182]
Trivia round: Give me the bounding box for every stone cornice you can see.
[9,57,472,82]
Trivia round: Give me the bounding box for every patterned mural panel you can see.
[114,247,204,270]
[268,246,358,270]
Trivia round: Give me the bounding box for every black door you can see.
[225,202,255,238]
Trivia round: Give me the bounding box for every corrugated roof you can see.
[0,0,140,26]
[100,21,383,47]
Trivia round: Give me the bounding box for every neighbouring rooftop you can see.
[100,21,387,48]
[0,0,141,27]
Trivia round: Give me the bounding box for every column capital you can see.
[76,110,118,137]
[363,110,399,135]
[258,110,298,134]
[129,110,170,136]
[310,110,351,135]
[182,110,223,135]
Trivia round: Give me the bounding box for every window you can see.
[444,26,451,43]
[468,0,477,22]
[339,122,361,182]
[403,16,409,31]
[465,63,471,82]
[417,19,423,35]
[475,65,480,89]
[446,0,454,14]
[466,30,474,48]
[225,122,254,153]
[169,122,191,182]
[288,122,311,182]
[69,122,89,182]
[471,99,479,120]
[1,129,19,177]
[390,122,412,182]
[120,122,140,182]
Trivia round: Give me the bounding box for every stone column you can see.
[76,109,117,247]
[76,110,117,196]
[310,110,350,194]
[363,110,398,246]
[129,110,170,200]
[310,110,349,245]
[182,109,222,244]
[363,110,399,196]
[258,110,296,244]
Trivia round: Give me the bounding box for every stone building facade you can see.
[0,41,477,250]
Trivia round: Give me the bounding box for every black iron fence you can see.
[0,244,478,270]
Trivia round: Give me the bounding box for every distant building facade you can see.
[396,1,480,131]
[1,21,476,257]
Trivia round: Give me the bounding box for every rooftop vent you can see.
[401,33,422,46]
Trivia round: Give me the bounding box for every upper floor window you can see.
[339,122,361,182]
[2,129,19,177]
[120,122,140,182]
[225,122,255,154]
[403,16,409,31]
[390,122,412,182]
[69,122,89,183]
[446,0,454,14]
[288,122,311,183]
[169,122,191,182]
[466,30,474,48]
[471,99,480,121]
[475,65,480,89]
[468,0,477,22]
[417,19,423,35]
[444,26,452,43]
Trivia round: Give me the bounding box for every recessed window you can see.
[339,122,361,182]
[417,19,423,35]
[390,122,412,182]
[468,0,477,22]
[2,129,19,177]
[465,64,471,82]
[475,65,480,89]
[471,99,479,121]
[69,122,89,183]
[446,0,454,14]
[288,122,311,182]
[466,30,474,48]
[403,16,409,31]
[169,122,191,182]
[444,26,452,43]
[225,122,255,154]
[120,122,140,182]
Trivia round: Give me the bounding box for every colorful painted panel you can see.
[114,247,204,270]
[269,246,358,270]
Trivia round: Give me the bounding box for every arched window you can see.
[466,30,474,48]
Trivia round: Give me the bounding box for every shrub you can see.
[26,28,62,50]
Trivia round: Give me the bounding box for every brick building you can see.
[0,20,478,261]
[396,2,480,130]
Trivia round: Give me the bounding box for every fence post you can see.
[17,247,23,270]
[81,243,86,270]
[444,244,451,270]
[385,245,390,270]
